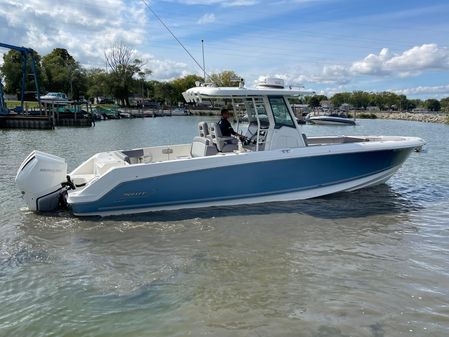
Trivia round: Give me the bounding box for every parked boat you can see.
[119,111,132,119]
[15,77,424,217]
[40,92,69,102]
[95,106,120,119]
[170,108,189,116]
[306,112,356,125]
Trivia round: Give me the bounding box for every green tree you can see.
[104,42,149,106]
[306,95,326,108]
[153,82,178,106]
[42,48,85,99]
[330,92,352,108]
[304,95,327,108]
[425,99,441,112]
[398,95,412,111]
[0,49,44,96]
[85,68,110,101]
[410,99,424,109]
[350,91,371,109]
[440,97,449,112]
[145,80,159,101]
[171,74,204,103]
[377,92,401,110]
[0,50,23,94]
[405,99,417,111]
[208,70,241,87]
[135,68,152,100]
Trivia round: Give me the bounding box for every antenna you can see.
[141,0,209,78]
[201,40,206,81]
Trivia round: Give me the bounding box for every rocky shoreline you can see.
[358,111,448,124]
[130,108,448,124]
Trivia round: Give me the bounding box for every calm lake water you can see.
[1,117,449,337]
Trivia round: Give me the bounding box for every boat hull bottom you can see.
[71,165,401,217]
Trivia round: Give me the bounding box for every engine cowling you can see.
[15,151,68,212]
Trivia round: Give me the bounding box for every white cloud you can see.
[276,44,449,88]
[318,65,351,84]
[351,44,449,76]
[141,53,191,81]
[350,48,392,75]
[391,84,449,97]
[222,0,258,6]
[272,64,351,86]
[0,0,147,66]
[0,0,194,80]
[197,13,216,25]
[173,0,327,7]
[174,0,257,7]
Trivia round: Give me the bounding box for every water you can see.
[1,117,449,337]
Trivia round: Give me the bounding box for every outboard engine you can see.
[15,151,69,212]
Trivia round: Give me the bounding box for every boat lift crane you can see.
[0,42,41,112]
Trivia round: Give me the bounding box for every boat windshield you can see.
[244,98,269,127]
[269,96,295,128]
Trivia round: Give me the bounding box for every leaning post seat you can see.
[198,121,209,137]
[190,136,218,157]
[209,123,238,152]
[190,121,218,157]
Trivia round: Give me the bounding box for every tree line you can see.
[0,43,241,107]
[1,44,448,111]
[299,91,448,112]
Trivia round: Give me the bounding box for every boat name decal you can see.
[40,168,63,172]
[123,192,147,197]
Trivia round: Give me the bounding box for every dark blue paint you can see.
[71,148,412,214]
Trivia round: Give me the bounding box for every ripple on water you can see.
[1,119,449,336]
[0,240,50,277]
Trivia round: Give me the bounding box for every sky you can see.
[0,0,449,98]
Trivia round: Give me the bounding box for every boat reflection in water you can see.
[16,77,425,216]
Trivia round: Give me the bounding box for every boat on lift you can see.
[40,92,69,102]
[15,77,424,217]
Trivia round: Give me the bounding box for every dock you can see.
[0,115,53,129]
[1,101,94,130]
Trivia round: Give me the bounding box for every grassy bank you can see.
[5,100,40,109]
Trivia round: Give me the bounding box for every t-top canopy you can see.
[182,85,315,103]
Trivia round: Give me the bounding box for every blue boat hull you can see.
[70,147,413,215]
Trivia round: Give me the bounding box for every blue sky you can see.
[1,0,449,98]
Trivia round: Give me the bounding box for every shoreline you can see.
[357,111,448,124]
[191,109,449,124]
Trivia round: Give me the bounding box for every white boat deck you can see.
[68,135,380,188]
[69,143,204,187]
